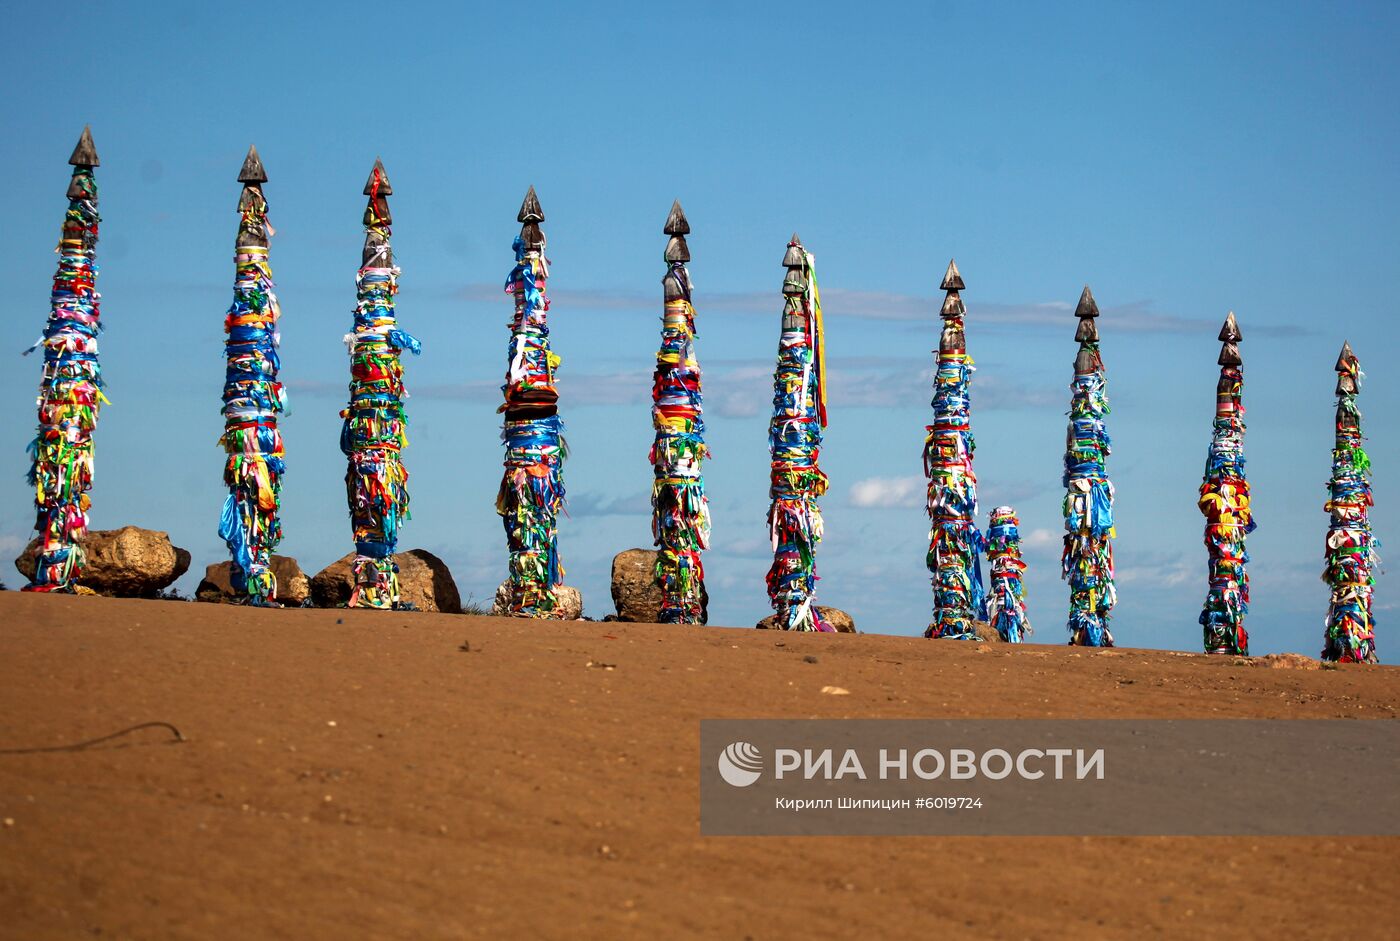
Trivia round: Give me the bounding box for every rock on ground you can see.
[308,550,462,614]
[1257,653,1321,670]
[14,526,190,598]
[972,621,1004,643]
[610,548,709,624]
[196,556,310,606]
[491,580,583,620]
[755,606,856,633]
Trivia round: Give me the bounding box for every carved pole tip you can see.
[363,158,392,196]
[518,185,544,223]
[238,144,267,183]
[1335,341,1356,372]
[1218,311,1242,342]
[1074,285,1099,319]
[782,235,805,268]
[940,258,964,292]
[663,199,690,235]
[69,125,99,168]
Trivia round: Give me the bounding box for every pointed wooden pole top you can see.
[782,233,805,267]
[940,259,964,292]
[1336,340,1356,372]
[69,125,99,167]
[363,157,392,196]
[518,185,544,223]
[1218,310,1242,342]
[664,199,690,235]
[1074,285,1099,319]
[239,144,267,183]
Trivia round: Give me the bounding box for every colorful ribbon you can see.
[1199,344,1253,654]
[1062,296,1116,646]
[1321,347,1378,662]
[218,177,285,606]
[24,159,105,592]
[340,164,420,609]
[925,261,985,638]
[765,236,831,632]
[985,506,1031,642]
[651,225,710,623]
[497,209,567,617]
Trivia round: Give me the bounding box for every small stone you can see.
[820,686,850,696]
[803,655,819,664]
[1259,653,1321,670]
[972,621,1004,643]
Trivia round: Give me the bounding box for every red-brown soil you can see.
[1,593,1396,939]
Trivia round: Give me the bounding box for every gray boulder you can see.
[309,549,462,614]
[756,605,856,633]
[491,580,583,620]
[14,526,191,598]
[196,555,310,606]
[610,547,708,623]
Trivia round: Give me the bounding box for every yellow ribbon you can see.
[803,248,827,427]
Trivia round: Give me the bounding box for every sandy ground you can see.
[0,592,1397,940]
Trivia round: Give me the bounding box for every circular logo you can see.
[717,741,763,787]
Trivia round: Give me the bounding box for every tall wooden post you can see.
[1321,341,1378,662]
[1062,286,1116,646]
[1198,312,1253,654]
[218,145,286,606]
[924,259,985,638]
[341,159,420,608]
[985,506,1031,642]
[764,234,831,631]
[24,127,105,593]
[496,187,568,617]
[650,200,711,622]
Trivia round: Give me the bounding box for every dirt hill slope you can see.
[1,593,1396,939]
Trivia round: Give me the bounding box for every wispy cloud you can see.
[1022,528,1060,551]
[982,480,1053,507]
[1116,557,1197,589]
[290,359,1056,415]
[567,491,651,518]
[707,360,1058,418]
[849,475,925,508]
[456,284,1307,337]
[708,366,775,418]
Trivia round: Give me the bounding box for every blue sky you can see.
[2,1,1396,655]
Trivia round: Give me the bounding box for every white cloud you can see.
[708,366,774,418]
[1023,528,1060,549]
[1116,561,1197,589]
[849,476,925,509]
[457,284,1306,336]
